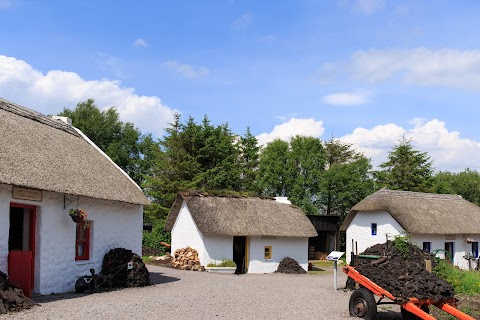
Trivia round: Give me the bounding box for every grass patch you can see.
[142,256,153,263]
[207,259,237,267]
[434,260,480,294]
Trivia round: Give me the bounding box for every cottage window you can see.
[264,246,272,259]
[75,222,90,261]
[472,242,479,258]
[371,223,377,236]
[422,242,431,253]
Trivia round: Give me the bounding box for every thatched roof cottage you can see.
[165,191,317,273]
[0,98,149,296]
[341,189,480,270]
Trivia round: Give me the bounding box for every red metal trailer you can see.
[343,265,475,320]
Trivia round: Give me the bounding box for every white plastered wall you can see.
[171,202,206,261]
[346,210,404,264]
[410,234,480,270]
[248,236,308,273]
[0,183,143,294]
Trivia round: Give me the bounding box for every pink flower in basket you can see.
[69,209,90,228]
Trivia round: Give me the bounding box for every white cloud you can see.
[133,38,148,48]
[352,0,386,15]
[161,60,209,78]
[256,118,325,146]
[340,119,480,172]
[0,55,176,137]
[231,13,252,30]
[349,48,480,90]
[322,90,371,106]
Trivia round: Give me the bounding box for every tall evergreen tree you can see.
[143,114,241,219]
[238,127,260,192]
[375,137,434,192]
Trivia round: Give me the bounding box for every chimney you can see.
[51,116,72,126]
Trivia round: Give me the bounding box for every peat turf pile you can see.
[355,241,454,303]
[101,248,150,288]
[275,257,307,274]
[0,271,36,314]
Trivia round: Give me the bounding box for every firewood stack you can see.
[171,247,205,271]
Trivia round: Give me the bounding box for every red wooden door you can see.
[8,251,33,297]
[8,203,36,297]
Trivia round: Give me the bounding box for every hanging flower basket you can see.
[69,208,88,223]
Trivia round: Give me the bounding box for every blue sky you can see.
[1,0,480,171]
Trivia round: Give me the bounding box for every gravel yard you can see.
[4,265,403,320]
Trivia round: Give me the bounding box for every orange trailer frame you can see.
[343,265,475,320]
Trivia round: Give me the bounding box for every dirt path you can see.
[4,264,406,320]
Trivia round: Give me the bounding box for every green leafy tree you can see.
[435,169,480,205]
[319,139,375,217]
[257,136,327,214]
[287,136,327,214]
[319,157,375,218]
[58,99,149,185]
[375,138,435,192]
[257,139,290,197]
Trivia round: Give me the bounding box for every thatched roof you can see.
[340,189,480,234]
[0,98,149,205]
[165,191,318,237]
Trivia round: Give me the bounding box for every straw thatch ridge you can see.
[0,98,149,205]
[165,192,318,237]
[340,189,480,234]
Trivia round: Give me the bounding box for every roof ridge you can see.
[0,97,80,137]
[376,189,461,200]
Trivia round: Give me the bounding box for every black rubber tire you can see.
[401,305,429,320]
[349,288,378,319]
[75,277,88,293]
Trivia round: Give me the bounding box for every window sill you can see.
[75,260,93,265]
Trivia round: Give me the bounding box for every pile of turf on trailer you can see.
[354,241,454,303]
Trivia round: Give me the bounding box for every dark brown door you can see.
[233,236,246,274]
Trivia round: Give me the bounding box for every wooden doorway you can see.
[8,203,36,297]
[233,236,247,274]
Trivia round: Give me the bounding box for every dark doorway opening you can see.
[9,206,25,250]
[233,236,246,274]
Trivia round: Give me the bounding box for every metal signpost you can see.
[327,251,345,291]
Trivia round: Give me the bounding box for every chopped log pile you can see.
[0,271,37,314]
[355,241,454,303]
[171,247,205,271]
[275,257,307,274]
[101,248,150,288]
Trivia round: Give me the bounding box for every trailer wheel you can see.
[349,288,377,319]
[401,305,429,320]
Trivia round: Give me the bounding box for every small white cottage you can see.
[341,189,480,270]
[0,98,149,296]
[165,191,317,273]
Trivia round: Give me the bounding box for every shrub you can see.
[434,260,480,294]
[207,259,237,267]
[142,219,171,253]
